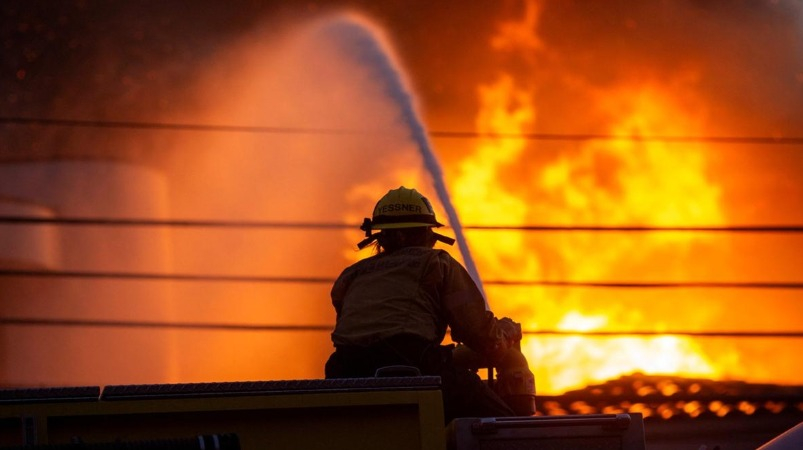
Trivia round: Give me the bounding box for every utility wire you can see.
[2,116,803,145]
[522,330,803,338]
[463,224,803,233]
[431,130,803,145]
[482,280,803,289]
[0,216,352,229]
[0,116,359,136]
[2,317,801,339]
[0,269,333,284]
[1,269,801,290]
[0,317,331,332]
[3,215,803,233]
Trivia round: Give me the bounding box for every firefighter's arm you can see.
[439,254,521,362]
[448,302,522,364]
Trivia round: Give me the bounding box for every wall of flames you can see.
[449,72,730,393]
[434,0,801,394]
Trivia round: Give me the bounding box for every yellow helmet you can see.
[357,187,454,249]
[370,186,443,229]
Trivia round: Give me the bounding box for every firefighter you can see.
[325,186,534,421]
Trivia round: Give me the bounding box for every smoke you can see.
[533,1,803,134]
[160,14,458,381]
[0,6,459,385]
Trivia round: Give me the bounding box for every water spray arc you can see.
[318,16,488,302]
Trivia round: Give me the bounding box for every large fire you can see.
[445,2,736,394]
[2,0,801,395]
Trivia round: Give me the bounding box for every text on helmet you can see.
[377,203,425,215]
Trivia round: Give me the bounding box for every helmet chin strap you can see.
[433,232,456,246]
[356,235,378,250]
[357,218,377,250]
[356,218,455,249]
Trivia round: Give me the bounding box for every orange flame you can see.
[446,2,743,394]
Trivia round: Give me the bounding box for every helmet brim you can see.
[372,221,443,230]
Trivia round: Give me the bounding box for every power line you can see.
[0,317,331,332]
[0,269,333,284]
[2,269,802,290]
[3,317,801,338]
[464,224,803,233]
[482,280,803,289]
[3,215,803,233]
[0,116,360,136]
[522,330,803,338]
[0,216,352,229]
[431,130,803,145]
[2,116,803,145]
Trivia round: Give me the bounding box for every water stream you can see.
[318,17,488,302]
